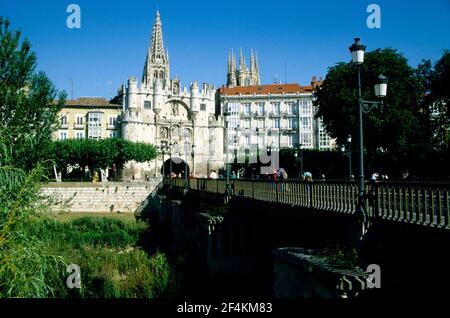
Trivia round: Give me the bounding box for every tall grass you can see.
[0,132,66,297]
[0,132,179,298]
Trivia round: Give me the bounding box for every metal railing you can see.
[167,178,450,229]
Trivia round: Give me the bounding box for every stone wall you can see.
[273,248,368,298]
[40,179,162,213]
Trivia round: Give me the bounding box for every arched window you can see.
[154,71,158,79]
[160,70,164,79]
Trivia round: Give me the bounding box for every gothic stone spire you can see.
[142,10,170,87]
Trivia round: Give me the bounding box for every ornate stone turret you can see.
[142,11,170,88]
[190,81,199,114]
[127,77,138,109]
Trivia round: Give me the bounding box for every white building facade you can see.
[120,11,225,180]
[219,79,335,153]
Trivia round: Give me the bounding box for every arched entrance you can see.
[161,157,190,177]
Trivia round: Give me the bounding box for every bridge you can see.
[146,177,450,298]
[168,177,450,230]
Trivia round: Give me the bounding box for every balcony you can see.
[283,111,296,118]
[269,112,281,118]
[60,124,69,129]
[240,113,252,119]
[282,128,297,134]
[254,111,266,118]
[107,124,116,130]
[74,124,84,130]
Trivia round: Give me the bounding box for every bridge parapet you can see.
[166,178,450,230]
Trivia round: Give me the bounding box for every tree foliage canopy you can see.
[0,17,66,171]
[49,138,157,172]
[315,48,430,156]
[313,48,450,176]
[428,50,450,150]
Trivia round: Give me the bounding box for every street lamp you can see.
[341,135,352,180]
[183,129,190,189]
[294,143,303,179]
[223,110,231,196]
[191,143,196,177]
[169,142,173,178]
[349,37,388,230]
[157,144,169,178]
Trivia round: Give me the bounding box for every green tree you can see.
[314,48,432,177]
[0,17,66,171]
[50,139,156,180]
[429,50,450,150]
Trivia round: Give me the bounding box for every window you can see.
[76,132,84,139]
[144,101,152,110]
[244,103,251,115]
[286,102,295,114]
[59,132,67,140]
[257,119,264,129]
[258,134,265,147]
[300,133,312,147]
[258,103,265,115]
[230,118,240,129]
[60,116,68,126]
[76,116,84,125]
[272,102,280,115]
[287,135,294,147]
[109,116,117,126]
[300,117,311,130]
[245,135,251,147]
[273,118,280,129]
[301,101,311,115]
[109,131,117,139]
[88,112,103,139]
[287,118,295,129]
[200,104,207,111]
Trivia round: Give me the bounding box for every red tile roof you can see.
[220,82,322,96]
[64,97,121,107]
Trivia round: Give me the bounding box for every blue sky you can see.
[1,0,449,99]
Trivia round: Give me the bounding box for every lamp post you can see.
[183,129,190,189]
[294,143,303,179]
[169,142,173,177]
[341,135,352,180]
[224,110,231,196]
[349,37,388,232]
[191,143,196,177]
[157,144,169,178]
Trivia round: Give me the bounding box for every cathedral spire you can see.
[239,48,246,70]
[250,49,256,73]
[255,50,261,85]
[142,10,170,87]
[227,50,237,87]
